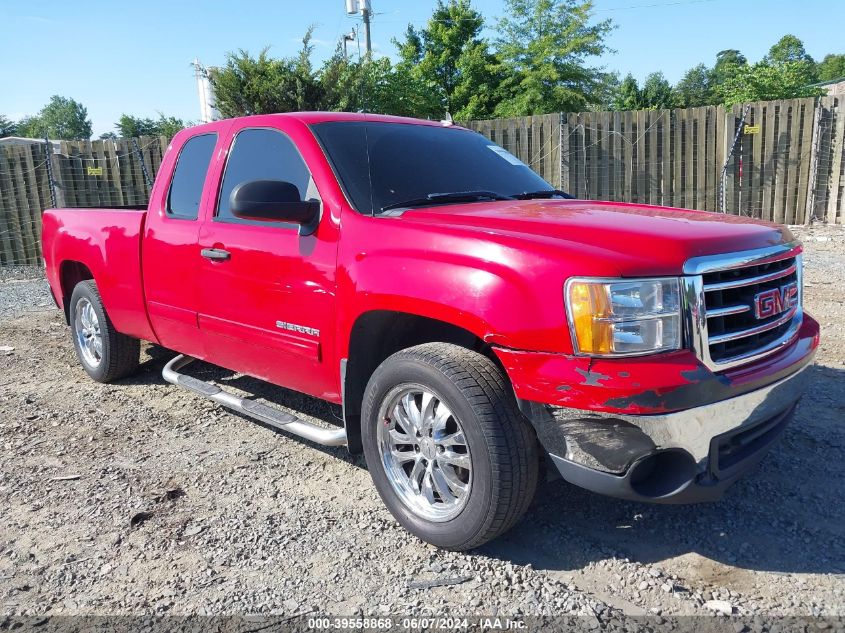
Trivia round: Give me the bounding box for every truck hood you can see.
[400,199,795,276]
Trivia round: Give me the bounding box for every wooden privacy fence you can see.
[0,136,167,266]
[1,96,844,266]
[466,95,845,226]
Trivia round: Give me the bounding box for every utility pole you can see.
[345,0,372,57]
[362,2,372,57]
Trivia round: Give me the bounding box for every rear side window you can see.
[167,133,217,219]
[217,128,313,223]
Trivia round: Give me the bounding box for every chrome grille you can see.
[703,256,798,363]
[683,242,803,371]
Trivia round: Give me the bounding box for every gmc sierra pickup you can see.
[42,112,819,550]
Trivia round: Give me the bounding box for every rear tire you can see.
[70,280,140,383]
[361,343,539,550]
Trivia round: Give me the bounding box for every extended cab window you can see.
[217,128,314,224]
[167,133,217,219]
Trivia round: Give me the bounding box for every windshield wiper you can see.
[380,190,513,212]
[511,189,575,200]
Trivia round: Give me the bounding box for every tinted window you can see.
[217,128,313,222]
[311,122,553,215]
[167,133,217,219]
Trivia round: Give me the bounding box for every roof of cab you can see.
[180,112,461,137]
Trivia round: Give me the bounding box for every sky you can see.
[2,0,843,137]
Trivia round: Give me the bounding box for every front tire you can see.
[70,280,140,383]
[361,343,539,550]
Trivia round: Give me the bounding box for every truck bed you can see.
[42,207,157,343]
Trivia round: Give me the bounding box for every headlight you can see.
[565,278,681,356]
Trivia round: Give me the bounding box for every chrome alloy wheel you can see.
[74,297,103,368]
[377,385,473,522]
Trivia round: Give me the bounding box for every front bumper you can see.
[503,315,819,504]
[520,365,809,503]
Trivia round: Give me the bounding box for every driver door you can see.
[196,123,338,400]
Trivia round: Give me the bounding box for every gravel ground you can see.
[0,226,843,627]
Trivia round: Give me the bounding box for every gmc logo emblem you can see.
[754,282,798,319]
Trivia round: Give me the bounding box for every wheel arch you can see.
[342,309,508,454]
[59,260,95,323]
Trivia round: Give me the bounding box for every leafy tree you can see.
[713,49,746,85]
[209,30,323,117]
[115,114,186,138]
[493,0,613,116]
[99,132,118,140]
[320,50,436,117]
[673,63,714,107]
[640,72,672,109]
[15,116,41,138]
[610,73,640,110]
[17,96,92,140]
[0,115,17,138]
[766,34,814,65]
[116,115,159,137]
[711,49,748,102]
[714,49,747,72]
[720,61,824,105]
[589,71,621,111]
[765,34,817,84]
[816,54,845,82]
[155,116,186,138]
[395,1,502,120]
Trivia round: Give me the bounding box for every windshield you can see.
[310,121,555,215]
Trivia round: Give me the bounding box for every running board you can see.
[162,354,347,447]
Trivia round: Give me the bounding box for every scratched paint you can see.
[604,366,732,411]
[575,367,611,387]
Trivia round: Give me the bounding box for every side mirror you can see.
[230,180,320,235]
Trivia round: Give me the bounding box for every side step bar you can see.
[162,354,347,447]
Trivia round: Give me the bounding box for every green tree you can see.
[320,50,436,117]
[765,34,817,84]
[766,34,814,65]
[116,115,158,137]
[394,1,502,120]
[15,116,41,138]
[18,96,92,139]
[714,49,747,72]
[115,114,186,138]
[0,115,17,138]
[720,61,824,105]
[610,73,640,110]
[209,30,323,117]
[640,71,672,109]
[712,49,748,102]
[154,115,186,138]
[817,54,845,82]
[673,63,715,107]
[493,0,613,116]
[590,71,621,111]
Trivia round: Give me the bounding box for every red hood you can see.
[400,199,794,276]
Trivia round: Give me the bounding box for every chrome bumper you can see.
[520,363,812,503]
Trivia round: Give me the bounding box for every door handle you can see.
[201,247,231,262]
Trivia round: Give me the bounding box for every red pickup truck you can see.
[42,112,819,550]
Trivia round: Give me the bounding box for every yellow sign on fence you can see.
[744,124,761,135]
[87,166,103,176]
